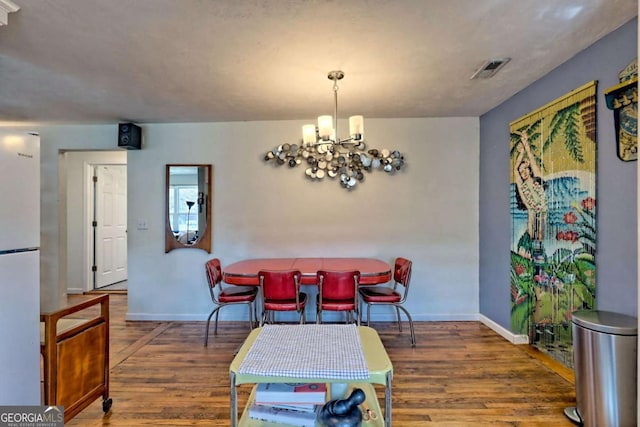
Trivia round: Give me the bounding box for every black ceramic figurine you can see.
[318,388,366,427]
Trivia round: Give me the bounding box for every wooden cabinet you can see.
[40,294,112,423]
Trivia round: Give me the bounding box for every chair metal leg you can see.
[360,301,415,346]
[260,310,267,327]
[348,310,359,325]
[253,302,258,327]
[395,306,403,332]
[204,306,221,347]
[214,309,221,335]
[396,304,416,347]
[247,303,254,331]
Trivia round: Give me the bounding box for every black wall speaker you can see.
[118,123,142,150]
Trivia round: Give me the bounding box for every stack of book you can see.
[248,382,327,426]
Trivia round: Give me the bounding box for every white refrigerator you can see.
[0,129,41,404]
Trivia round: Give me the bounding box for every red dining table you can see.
[222,257,392,286]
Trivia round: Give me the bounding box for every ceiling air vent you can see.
[470,58,511,79]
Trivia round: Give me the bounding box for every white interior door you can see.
[95,165,127,288]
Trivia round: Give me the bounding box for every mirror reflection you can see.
[165,164,212,253]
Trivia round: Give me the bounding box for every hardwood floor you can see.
[66,294,577,426]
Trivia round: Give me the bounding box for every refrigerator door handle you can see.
[0,247,39,255]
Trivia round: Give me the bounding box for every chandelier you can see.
[263,70,405,190]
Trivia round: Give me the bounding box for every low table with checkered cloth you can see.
[229,324,393,427]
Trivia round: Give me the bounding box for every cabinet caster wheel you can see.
[102,398,113,413]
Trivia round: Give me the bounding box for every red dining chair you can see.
[204,258,258,346]
[316,270,361,325]
[359,257,416,346]
[258,270,307,326]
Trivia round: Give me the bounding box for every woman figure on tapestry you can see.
[514,130,547,269]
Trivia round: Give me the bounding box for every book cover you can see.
[267,402,317,412]
[248,403,319,427]
[255,383,327,404]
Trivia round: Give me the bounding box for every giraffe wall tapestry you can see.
[510,81,597,367]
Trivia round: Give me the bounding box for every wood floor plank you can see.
[65,295,577,426]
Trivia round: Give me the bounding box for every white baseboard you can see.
[365,312,480,322]
[126,313,208,321]
[411,313,479,322]
[66,287,84,294]
[479,314,529,344]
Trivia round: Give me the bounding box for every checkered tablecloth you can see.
[237,324,370,380]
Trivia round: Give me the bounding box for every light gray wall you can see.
[479,18,638,329]
[38,125,121,308]
[36,117,480,322]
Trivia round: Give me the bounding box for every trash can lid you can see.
[571,310,638,335]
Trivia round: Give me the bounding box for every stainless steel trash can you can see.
[565,310,637,427]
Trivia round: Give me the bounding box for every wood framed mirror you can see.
[165,164,212,253]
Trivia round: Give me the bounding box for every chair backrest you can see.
[317,270,360,300]
[258,270,302,301]
[205,258,222,289]
[394,257,413,299]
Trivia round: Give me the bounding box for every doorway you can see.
[59,150,127,294]
[92,164,127,290]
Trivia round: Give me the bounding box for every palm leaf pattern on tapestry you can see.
[510,102,586,168]
[511,119,544,170]
[544,103,584,163]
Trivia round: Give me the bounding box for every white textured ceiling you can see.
[0,0,637,125]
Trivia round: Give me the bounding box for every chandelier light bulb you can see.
[349,115,364,140]
[318,115,333,140]
[302,124,316,145]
